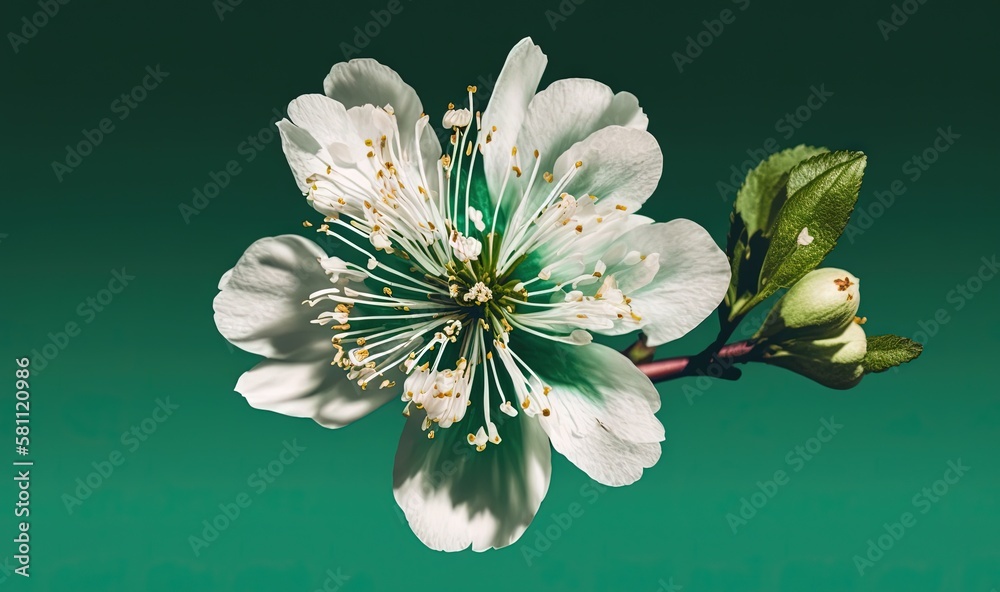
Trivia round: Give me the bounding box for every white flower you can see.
[214,37,730,552]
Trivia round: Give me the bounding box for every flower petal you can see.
[286,93,353,150]
[393,413,551,551]
[516,336,664,486]
[323,58,441,180]
[235,352,396,429]
[519,79,647,158]
[215,235,397,428]
[553,126,663,210]
[323,59,421,136]
[623,220,732,347]
[276,118,325,194]
[510,79,648,212]
[480,37,548,199]
[213,235,333,360]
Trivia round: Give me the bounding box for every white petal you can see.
[235,352,396,429]
[623,220,732,347]
[323,59,421,138]
[511,79,649,212]
[323,59,441,182]
[518,337,664,486]
[480,37,548,199]
[213,235,333,360]
[602,91,648,131]
[553,126,663,210]
[276,119,325,194]
[393,414,551,551]
[286,94,353,151]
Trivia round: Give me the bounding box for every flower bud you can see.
[756,268,860,341]
[763,322,867,389]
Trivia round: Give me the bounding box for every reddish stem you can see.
[636,340,758,383]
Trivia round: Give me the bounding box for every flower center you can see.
[298,84,645,451]
[460,281,492,305]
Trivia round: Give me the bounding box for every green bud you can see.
[756,268,860,341]
[763,322,867,389]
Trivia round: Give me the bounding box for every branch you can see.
[636,340,758,384]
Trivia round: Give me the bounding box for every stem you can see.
[636,340,758,384]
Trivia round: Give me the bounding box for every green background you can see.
[2,0,998,589]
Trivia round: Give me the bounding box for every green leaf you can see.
[751,150,867,308]
[735,145,828,239]
[722,146,827,322]
[863,334,924,373]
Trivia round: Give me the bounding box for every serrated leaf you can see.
[723,146,827,322]
[863,334,923,373]
[735,145,828,240]
[752,150,867,307]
